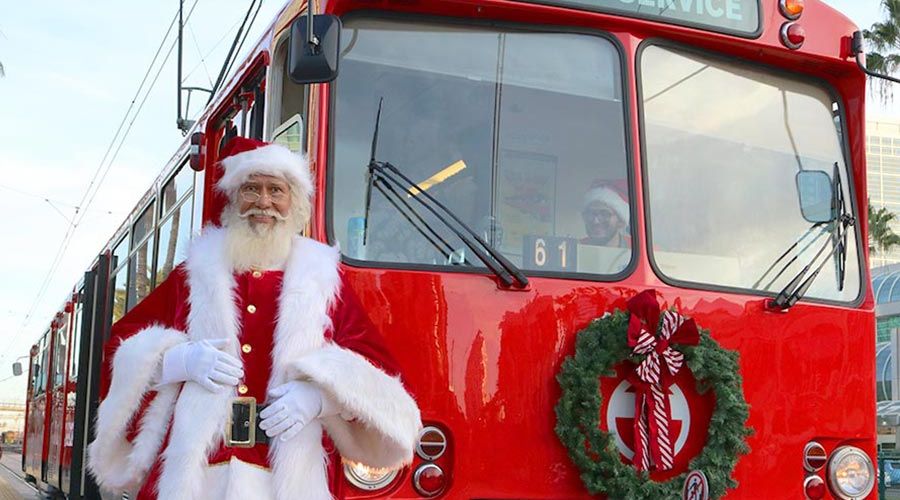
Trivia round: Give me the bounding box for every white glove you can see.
[259,381,341,442]
[158,339,244,392]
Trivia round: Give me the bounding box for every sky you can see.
[0,1,889,403]
[0,0,285,402]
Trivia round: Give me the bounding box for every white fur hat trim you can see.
[583,186,629,222]
[216,144,314,197]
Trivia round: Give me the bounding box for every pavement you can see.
[0,451,39,500]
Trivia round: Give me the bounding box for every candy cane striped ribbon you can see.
[631,310,685,472]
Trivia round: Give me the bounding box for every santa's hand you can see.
[159,339,244,392]
[260,381,340,442]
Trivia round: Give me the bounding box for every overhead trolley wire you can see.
[5,1,202,362]
[209,0,262,101]
[181,18,243,84]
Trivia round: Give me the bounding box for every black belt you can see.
[226,397,270,447]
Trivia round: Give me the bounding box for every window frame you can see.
[267,30,310,153]
[126,199,158,311]
[35,331,49,396]
[324,13,638,283]
[52,313,68,389]
[635,39,866,307]
[109,231,130,328]
[161,161,195,220]
[68,290,83,384]
[156,163,195,285]
[505,0,763,39]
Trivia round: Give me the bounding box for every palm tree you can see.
[869,202,900,256]
[865,1,900,100]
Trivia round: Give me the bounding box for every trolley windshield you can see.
[330,19,632,277]
[640,45,861,303]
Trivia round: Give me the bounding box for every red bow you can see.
[625,290,699,472]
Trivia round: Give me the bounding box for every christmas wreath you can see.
[555,290,752,499]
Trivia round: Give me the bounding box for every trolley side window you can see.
[639,45,861,302]
[330,19,632,277]
[128,201,156,310]
[52,314,68,388]
[68,290,83,383]
[35,332,49,396]
[217,70,266,154]
[110,235,129,325]
[270,34,308,154]
[157,164,194,284]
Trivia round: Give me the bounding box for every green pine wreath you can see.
[555,310,752,499]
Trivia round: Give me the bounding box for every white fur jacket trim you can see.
[88,227,421,500]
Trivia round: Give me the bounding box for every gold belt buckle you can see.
[226,397,257,448]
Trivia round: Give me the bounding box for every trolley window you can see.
[157,197,192,284]
[330,19,631,276]
[35,332,49,396]
[128,202,156,309]
[161,165,194,217]
[640,45,861,302]
[111,266,128,324]
[69,291,83,383]
[52,315,68,388]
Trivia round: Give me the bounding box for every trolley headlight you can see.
[343,461,399,491]
[826,446,875,500]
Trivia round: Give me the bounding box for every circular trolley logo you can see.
[599,364,716,475]
[605,379,691,460]
[682,470,710,500]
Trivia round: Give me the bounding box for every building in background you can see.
[873,265,900,448]
[867,119,900,268]
[0,402,24,445]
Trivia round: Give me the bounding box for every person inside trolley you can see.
[87,137,422,500]
[580,180,630,248]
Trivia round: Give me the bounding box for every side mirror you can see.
[796,170,834,223]
[12,362,22,377]
[289,14,342,84]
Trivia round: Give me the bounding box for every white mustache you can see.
[239,208,288,221]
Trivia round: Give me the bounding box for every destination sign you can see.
[521,0,760,35]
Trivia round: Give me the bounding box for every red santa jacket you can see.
[87,228,421,500]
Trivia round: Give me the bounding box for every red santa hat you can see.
[582,180,629,222]
[216,137,314,199]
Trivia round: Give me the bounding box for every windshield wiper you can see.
[768,164,855,310]
[361,99,527,288]
[358,98,458,262]
[370,160,528,288]
[754,221,829,292]
[371,177,459,262]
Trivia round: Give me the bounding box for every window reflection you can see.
[111,266,128,323]
[331,20,631,276]
[69,295,82,382]
[162,166,193,216]
[128,236,155,309]
[133,203,154,243]
[641,46,860,301]
[36,334,49,395]
[112,236,128,271]
[53,318,67,387]
[157,199,192,284]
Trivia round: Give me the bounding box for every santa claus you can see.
[87,137,422,500]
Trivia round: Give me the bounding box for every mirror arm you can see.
[307,1,319,51]
[851,31,900,85]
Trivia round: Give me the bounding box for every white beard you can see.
[221,204,296,272]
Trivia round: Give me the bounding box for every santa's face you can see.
[583,200,624,244]
[238,174,293,230]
